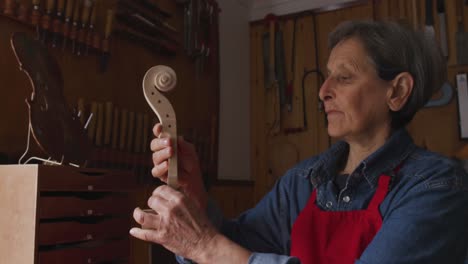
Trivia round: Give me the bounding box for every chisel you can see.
[85,1,97,55]
[100,9,114,72]
[31,0,41,39]
[61,0,75,51]
[70,0,82,54]
[76,0,92,55]
[51,0,66,48]
[40,0,55,44]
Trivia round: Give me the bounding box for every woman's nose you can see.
[319,77,333,102]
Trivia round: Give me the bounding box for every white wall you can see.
[250,0,353,21]
[217,0,251,180]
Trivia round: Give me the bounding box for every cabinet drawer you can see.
[38,166,137,191]
[38,217,130,245]
[39,194,132,219]
[38,239,129,264]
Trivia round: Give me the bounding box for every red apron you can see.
[290,174,391,264]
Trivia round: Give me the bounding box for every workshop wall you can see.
[250,0,468,202]
[0,0,219,176]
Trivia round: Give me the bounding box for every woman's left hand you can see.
[130,185,217,261]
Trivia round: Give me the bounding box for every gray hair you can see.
[328,20,446,129]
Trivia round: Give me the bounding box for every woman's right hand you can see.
[150,123,208,210]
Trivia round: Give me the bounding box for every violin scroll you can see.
[142,65,179,188]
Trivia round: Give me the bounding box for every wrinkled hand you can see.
[130,185,218,261]
[150,123,207,210]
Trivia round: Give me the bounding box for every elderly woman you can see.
[130,20,468,264]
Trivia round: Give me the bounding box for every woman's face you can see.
[319,37,393,142]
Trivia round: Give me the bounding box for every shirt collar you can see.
[303,128,416,189]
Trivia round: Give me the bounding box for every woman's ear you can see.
[387,72,414,111]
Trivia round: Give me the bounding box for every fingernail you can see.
[129,228,136,235]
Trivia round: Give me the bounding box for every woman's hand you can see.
[130,185,218,261]
[150,123,207,210]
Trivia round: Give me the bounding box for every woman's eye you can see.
[337,75,351,82]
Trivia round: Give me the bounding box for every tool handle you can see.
[104,102,113,146]
[72,0,81,23]
[87,102,98,141]
[46,0,55,13]
[425,0,434,25]
[3,0,16,16]
[111,107,120,149]
[142,114,149,153]
[81,0,92,25]
[269,20,275,76]
[438,12,449,57]
[89,2,97,26]
[31,0,41,25]
[104,9,114,39]
[65,0,75,19]
[57,0,65,14]
[119,109,128,151]
[95,103,104,146]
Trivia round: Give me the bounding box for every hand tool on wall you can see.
[115,10,178,46]
[134,113,143,153]
[3,0,16,16]
[411,0,419,30]
[263,13,281,134]
[69,0,82,53]
[456,0,468,64]
[104,101,113,146]
[76,0,92,55]
[275,24,287,108]
[85,0,96,55]
[113,22,177,54]
[31,0,41,39]
[95,102,104,146]
[100,9,114,72]
[40,0,55,44]
[17,0,31,22]
[139,0,172,19]
[182,0,190,52]
[265,14,277,89]
[111,107,120,149]
[87,101,98,141]
[437,0,448,58]
[142,113,149,153]
[119,108,128,151]
[142,65,179,188]
[61,0,75,51]
[126,111,135,152]
[119,0,177,33]
[286,18,297,112]
[186,0,194,56]
[51,0,66,48]
[77,97,86,124]
[424,0,435,40]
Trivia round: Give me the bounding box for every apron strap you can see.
[367,164,402,211]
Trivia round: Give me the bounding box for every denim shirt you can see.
[178,129,468,264]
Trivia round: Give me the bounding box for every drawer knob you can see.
[86,234,93,240]
[87,258,93,263]
[87,209,93,215]
[87,185,94,191]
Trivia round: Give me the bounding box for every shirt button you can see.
[342,196,351,203]
[325,201,333,208]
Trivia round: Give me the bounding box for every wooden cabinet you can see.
[0,164,138,264]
